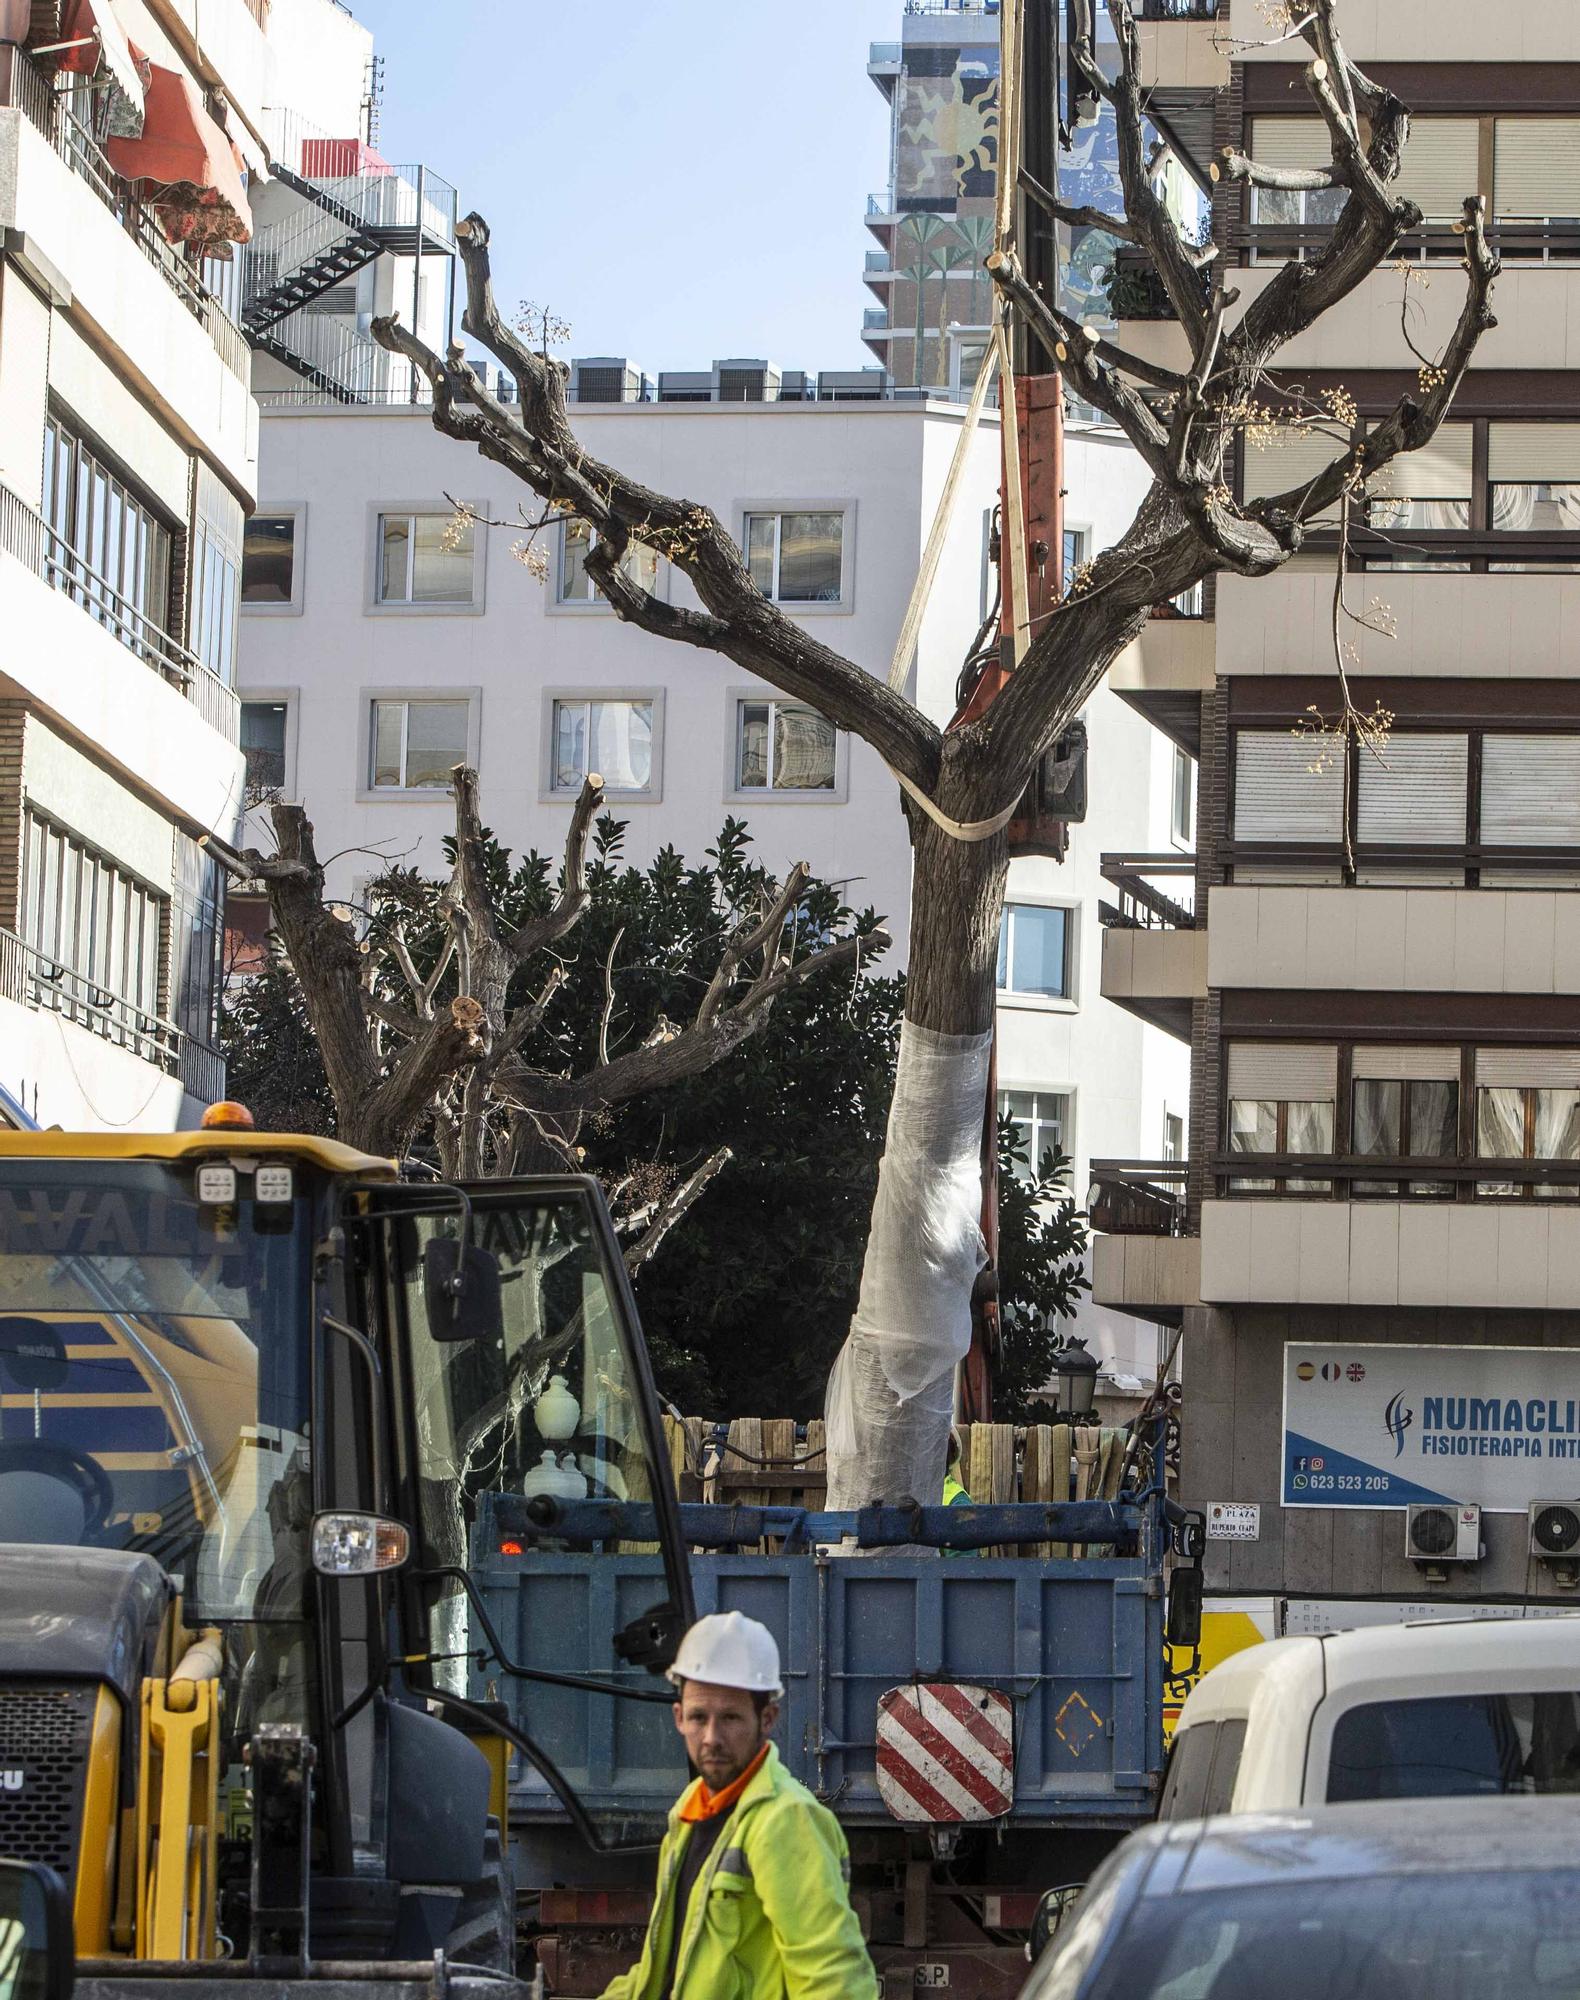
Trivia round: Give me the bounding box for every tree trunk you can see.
[824,820,1006,1514]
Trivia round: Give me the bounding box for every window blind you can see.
[1228,1043,1338,1101]
[1355,733,1468,844]
[1477,1049,1580,1089]
[1393,119,1480,222]
[1249,118,1332,172]
[1366,423,1473,499]
[1481,735,1580,846]
[1352,1046,1461,1081]
[1494,117,1580,219]
[1487,423,1580,482]
[1234,731,1346,842]
[1242,430,1346,521]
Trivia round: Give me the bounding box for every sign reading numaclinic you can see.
[1283,1342,1580,1512]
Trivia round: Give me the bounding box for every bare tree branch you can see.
[622,1146,733,1276]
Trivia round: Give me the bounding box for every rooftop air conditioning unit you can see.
[713,359,778,403]
[1406,1502,1481,1567]
[571,357,648,405]
[1529,1500,1580,1584]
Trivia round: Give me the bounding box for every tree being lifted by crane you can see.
[362,0,1497,1512]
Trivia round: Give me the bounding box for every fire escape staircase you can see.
[239,169,384,336]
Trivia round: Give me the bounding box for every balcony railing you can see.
[1088,1160,1189,1236]
[0,928,182,1076]
[1224,841,1580,887]
[1213,1153,1580,1202]
[1,49,250,378]
[0,483,240,743]
[1134,0,1218,16]
[1100,853,1197,930]
[863,307,890,330]
[868,42,902,65]
[1235,219,1580,269]
[180,1036,226,1103]
[865,251,893,274]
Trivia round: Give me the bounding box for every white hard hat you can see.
[666,1612,783,1697]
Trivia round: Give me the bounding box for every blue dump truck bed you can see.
[467,1504,1166,1832]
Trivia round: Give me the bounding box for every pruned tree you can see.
[225,768,886,1198]
[370,0,1498,1508]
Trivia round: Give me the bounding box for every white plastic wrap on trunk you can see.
[824,1020,993,1514]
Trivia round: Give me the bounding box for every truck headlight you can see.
[311,1512,411,1576]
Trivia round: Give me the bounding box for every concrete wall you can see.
[0,996,184,1131]
[0,264,49,508]
[1208,885,1580,995]
[1218,569,1580,681]
[1240,2,1580,64]
[1180,1300,1580,1601]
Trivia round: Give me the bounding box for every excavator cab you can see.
[0,1127,691,1988]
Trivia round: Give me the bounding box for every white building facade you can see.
[236,379,1189,1378]
[0,0,398,1131]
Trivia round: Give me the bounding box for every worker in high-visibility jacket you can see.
[943,1427,972,1508]
[601,1611,877,2000]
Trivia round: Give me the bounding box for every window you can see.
[1481,736,1580,847]
[1171,746,1194,847]
[42,409,176,659]
[1476,1049,1580,1199]
[1240,429,1344,523]
[241,701,289,795]
[1489,424,1580,534]
[242,514,298,606]
[1247,119,1348,243]
[1226,1043,1336,1192]
[1351,1049,1460,1198]
[1233,731,1345,845]
[1366,424,1472,533]
[20,807,165,1022]
[744,510,844,604]
[1063,527,1087,585]
[1001,1088,1070,1181]
[997,903,1073,1001]
[377,511,476,605]
[1494,116,1580,224]
[551,697,655,795]
[1164,1112,1185,1162]
[1354,733,1468,878]
[172,834,224,1049]
[367,697,471,791]
[557,519,660,604]
[1327,1693,1580,1802]
[735,698,836,792]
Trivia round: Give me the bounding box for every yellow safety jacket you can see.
[602,1742,877,2000]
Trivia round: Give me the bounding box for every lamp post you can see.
[1055,1337,1099,1424]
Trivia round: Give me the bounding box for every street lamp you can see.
[1055,1337,1099,1423]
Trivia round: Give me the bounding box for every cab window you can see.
[1159,1718,1247,1819]
[1327,1692,1580,1801]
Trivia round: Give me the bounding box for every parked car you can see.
[1160,1615,1580,1816]
[1022,1796,1580,2000]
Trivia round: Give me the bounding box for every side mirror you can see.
[0,1859,74,2000]
[1167,1563,1204,1650]
[1027,1883,1083,1963]
[423,1237,504,1345]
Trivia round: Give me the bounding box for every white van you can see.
[1160,1617,1580,1817]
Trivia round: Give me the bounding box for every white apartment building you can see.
[0,0,409,1131]
[235,374,1189,1379]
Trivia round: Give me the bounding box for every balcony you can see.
[1239,1,1580,66]
[1108,605,1214,752]
[863,307,890,332]
[0,485,237,741]
[1098,853,1204,1040]
[1208,882,1580,997]
[0,927,177,1076]
[1133,0,1227,130]
[1087,1161,1201,1320]
[1,50,249,380]
[1200,1194,1580,1311]
[1218,567,1580,682]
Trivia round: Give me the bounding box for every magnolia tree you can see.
[371,0,1498,1508]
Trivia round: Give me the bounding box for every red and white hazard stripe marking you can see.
[875,1683,1014,1823]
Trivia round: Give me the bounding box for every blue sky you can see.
[350,2,900,372]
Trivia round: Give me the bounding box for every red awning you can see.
[106,61,252,249]
[54,0,148,137]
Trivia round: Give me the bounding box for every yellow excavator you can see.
[0,1107,693,2000]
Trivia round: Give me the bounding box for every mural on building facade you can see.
[895,45,1000,210]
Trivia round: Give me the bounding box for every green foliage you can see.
[220,817,902,1415]
[993,1115,1091,1421]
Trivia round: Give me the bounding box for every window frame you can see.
[737,500,855,613]
[549,518,666,612]
[724,688,848,804]
[357,687,482,801]
[239,687,300,802]
[998,1083,1075,1183]
[996,897,1078,1010]
[240,503,306,616]
[1171,743,1195,849]
[539,687,665,803]
[366,501,488,616]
